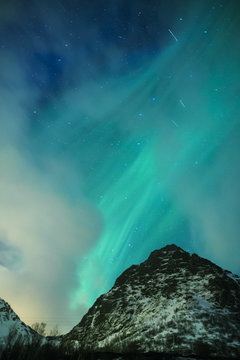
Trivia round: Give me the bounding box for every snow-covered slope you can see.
[0,297,42,346]
[64,244,240,358]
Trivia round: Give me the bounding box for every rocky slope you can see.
[0,297,42,346]
[64,244,240,358]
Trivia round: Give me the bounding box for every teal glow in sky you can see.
[0,0,240,333]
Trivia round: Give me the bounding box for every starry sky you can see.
[0,0,240,334]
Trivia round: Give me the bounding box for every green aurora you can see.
[67,3,240,308]
[0,0,240,332]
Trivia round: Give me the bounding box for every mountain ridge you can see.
[0,297,42,346]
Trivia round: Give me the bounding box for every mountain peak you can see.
[160,243,184,252]
[148,243,185,258]
[64,245,240,358]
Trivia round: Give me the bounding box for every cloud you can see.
[0,147,102,333]
[0,237,21,270]
[0,1,115,333]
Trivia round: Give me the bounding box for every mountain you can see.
[0,297,42,347]
[64,244,240,358]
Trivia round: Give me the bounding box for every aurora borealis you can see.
[0,0,240,333]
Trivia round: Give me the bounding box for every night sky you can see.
[0,0,240,333]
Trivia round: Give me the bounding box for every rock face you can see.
[0,297,42,346]
[65,244,240,358]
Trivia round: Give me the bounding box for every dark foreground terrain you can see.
[0,342,236,360]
